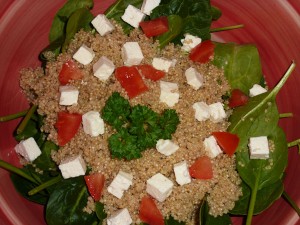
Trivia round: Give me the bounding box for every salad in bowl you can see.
[0,0,299,225]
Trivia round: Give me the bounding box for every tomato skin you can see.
[59,60,84,85]
[212,131,239,156]
[136,64,165,81]
[189,40,215,64]
[139,196,164,225]
[228,89,249,108]
[84,173,105,201]
[115,66,149,98]
[55,111,82,146]
[189,156,213,179]
[139,16,169,38]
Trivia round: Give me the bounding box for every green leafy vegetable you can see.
[165,215,185,225]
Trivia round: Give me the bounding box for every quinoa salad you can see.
[19,21,242,224]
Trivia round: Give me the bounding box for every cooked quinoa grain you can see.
[20,21,242,224]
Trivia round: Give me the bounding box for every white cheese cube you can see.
[58,155,87,179]
[73,44,95,65]
[173,161,191,186]
[203,135,222,158]
[159,81,179,107]
[146,173,173,202]
[82,111,105,137]
[91,14,114,36]
[208,102,226,123]
[93,56,115,81]
[107,208,132,225]
[248,136,270,159]
[59,85,79,106]
[108,171,133,199]
[14,137,42,162]
[249,84,267,97]
[152,57,173,72]
[141,0,161,15]
[192,101,210,122]
[156,139,179,156]
[181,33,202,52]
[122,42,144,66]
[121,5,146,28]
[185,67,204,90]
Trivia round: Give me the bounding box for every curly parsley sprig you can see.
[102,92,180,160]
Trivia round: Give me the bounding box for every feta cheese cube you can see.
[58,155,87,179]
[146,173,173,202]
[173,161,191,186]
[248,136,270,159]
[159,81,179,107]
[249,84,267,97]
[181,33,202,52]
[156,139,179,156]
[73,44,95,65]
[59,85,79,106]
[82,111,105,137]
[141,0,161,15]
[185,67,204,90]
[91,14,114,36]
[152,57,173,72]
[208,102,226,123]
[122,42,144,66]
[14,137,41,162]
[121,5,146,28]
[108,171,133,199]
[107,208,132,225]
[192,101,210,122]
[203,135,222,158]
[93,56,115,81]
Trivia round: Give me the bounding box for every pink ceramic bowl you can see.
[0,0,299,224]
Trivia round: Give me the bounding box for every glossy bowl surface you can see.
[0,0,299,224]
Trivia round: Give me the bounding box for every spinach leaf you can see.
[211,6,222,21]
[230,179,284,215]
[105,0,143,34]
[199,200,231,225]
[95,202,107,223]
[213,42,263,93]
[46,176,98,225]
[49,0,94,42]
[62,7,94,52]
[165,215,185,225]
[34,140,59,172]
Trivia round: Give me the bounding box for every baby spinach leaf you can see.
[199,200,231,225]
[165,215,185,225]
[95,202,107,223]
[49,0,94,42]
[62,7,94,52]
[230,179,284,215]
[211,6,222,21]
[105,0,143,34]
[213,42,263,93]
[46,176,98,225]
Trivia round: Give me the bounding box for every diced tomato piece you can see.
[55,111,82,146]
[189,40,215,64]
[139,196,164,225]
[59,60,84,85]
[136,64,165,81]
[115,66,149,98]
[228,89,249,108]
[84,173,105,201]
[189,156,213,179]
[139,16,169,38]
[212,131,239,156]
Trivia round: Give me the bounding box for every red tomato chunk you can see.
[212,131,239,156]
[59,59,84,85]
[115,66,149,98]
[55,111,82,146]
[189,40,215,64]
[136,64,165,81]
[84,173,105,201]
[228,89,249,108]
[189,156,213,179]
[139,16,169,38]
[139,196,164,225]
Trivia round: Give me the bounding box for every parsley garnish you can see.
[102,92,180,160]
